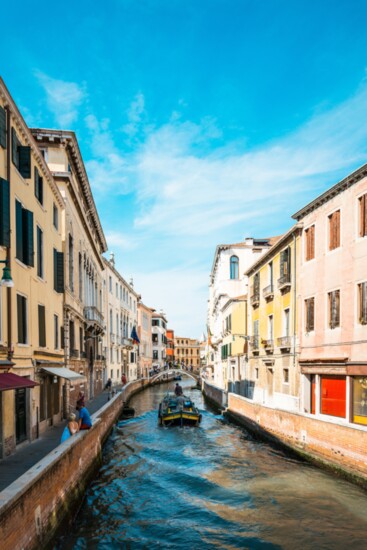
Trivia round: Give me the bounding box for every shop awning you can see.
[0,373,39,391]
[40,366,86,381]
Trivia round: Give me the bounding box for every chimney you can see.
[110,252,115,267]
[244,237,253,245]
[130,277,134,288]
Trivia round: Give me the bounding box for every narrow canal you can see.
[56,379,367,549]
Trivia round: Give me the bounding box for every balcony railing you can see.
[250,336,260,350]
[84,306,104,328]
[262,338,274,351]
[263,284,274,300]
[250,286,260,307]
[121,337,133,349]
[277,336,291,349]
[70,349,79,358]
[277,274,291,290]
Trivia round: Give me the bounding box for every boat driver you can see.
[174,383,183,396]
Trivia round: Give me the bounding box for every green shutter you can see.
[19,146,31,178]
[34,167,43,205]
[55,251,64,293]
[22,209,34,267]
[15,200,23,261]
[38,305,46,347]
[0,106,6,149]
[0,178,10,247]
[12,127,18,165]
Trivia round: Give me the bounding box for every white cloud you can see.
[122,92,145,137]
[35,71,85,128]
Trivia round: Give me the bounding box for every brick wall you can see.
[0,379,148,550]
[227,393,367,484]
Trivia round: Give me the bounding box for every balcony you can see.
[110,332,116,344]
[277,274,291,291]
[250,286,260,307]
[277,336,292,350]
[250,336,260,351]
[261,338,274,352]
[121,337,134,349]
[84,306,104,330]
[263,284,274,300]
[70,349,79,358]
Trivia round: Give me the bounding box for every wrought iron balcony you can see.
[250,286,260,307]
[121,337,134,349]
[277,336,291,349]
[84,306,104,329]
[277,275,291,290]
[262,338,274,351]
[263,284,274,300]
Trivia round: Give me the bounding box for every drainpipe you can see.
[5,106,12,361]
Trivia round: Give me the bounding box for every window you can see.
[328,210,340,250]
[79,327,83,356]
[305,297,315,332]
[0,177,10,247]
[79,253,83,301]
[358,282,367,325]
[16,200,34,266]
[53,204,58,230]
[36,226,43,278]
[109,276,112,292]
[328,290,340,329]
[130,352,135,363]
[305,225,315,261]
[53,248,64,293]
[34,167,43,205]
[68,235,74,291]
[268,315,274,341]
[0,106,6,149]
[352,377,367,426]
[12,128,31,178]
[359,194,367,238]
[38,305,46,347]
[152,319,160,327]
[153,350,158,360]
[230,255,239,279]
[17,294,28,344]
[54,315,59,349]
[283,369,289,384]
[279,247,291,283]
[116,282,118,297]
[284,309,290,336]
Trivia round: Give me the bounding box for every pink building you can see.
[293,164,367,427]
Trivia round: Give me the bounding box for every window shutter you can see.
[335,211,340,247]
[0,178,10,247]
[309,298,315,331]
[23,209,34,266]
[38,305,46,347]
[280,251,285,278]
[287,247,291,280]
[11,128,18,165]
[335,290,340,326]
[56,251,64,293]
[15,200,23,262]
[61,326,65,349]
[35,167,43,205]
[362,283,367,324]
[362,195,367,238]
[18,146,31,178]
[0,106,6,149]
[310,225,315,259]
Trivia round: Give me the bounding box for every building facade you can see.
[31,128,107,408]
[152,311,167,369]
[220,296,247,393]
[0,79,65,457]
[245,226,302,411]
[137,300,153,378]
[207,238,278,388]
[174,337,200,371]
[166,329,175,366]
[293,165,367,426]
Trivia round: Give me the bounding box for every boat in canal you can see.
[158,393,202,426]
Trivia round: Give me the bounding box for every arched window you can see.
[230,255,239,279]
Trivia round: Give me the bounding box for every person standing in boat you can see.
[174,383,183,396]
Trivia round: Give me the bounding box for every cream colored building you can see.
[0,78,65,457]
[137,300,153,378]
[103,254,139,385]
[174,337,200,371]
[31,128,108,407]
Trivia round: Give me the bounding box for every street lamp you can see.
[0,260,14,288]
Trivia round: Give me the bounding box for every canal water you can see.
[56,379,367,549]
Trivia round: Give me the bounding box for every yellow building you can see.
[221,296,247,392]
[31,128,108,407]
[0,78,65,456]
[174,337,200,371]
[245,225,302,412]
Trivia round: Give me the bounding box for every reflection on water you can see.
[56,379,367,549]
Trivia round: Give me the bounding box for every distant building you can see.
[166,329,175,365]
[151,311,167,369]
[137,300,153,378]
[174,337,200,372]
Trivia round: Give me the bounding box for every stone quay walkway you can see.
[0,388,121,493]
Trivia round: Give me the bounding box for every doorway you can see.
[16,388,27,444]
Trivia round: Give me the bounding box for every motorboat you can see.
[173,375,182,381]
[158,393,202,427]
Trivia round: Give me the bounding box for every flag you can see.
[130,326,140,345]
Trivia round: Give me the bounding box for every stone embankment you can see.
[0,379,149,550]
[225,392,367,488]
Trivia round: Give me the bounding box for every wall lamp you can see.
[0,260,14,288]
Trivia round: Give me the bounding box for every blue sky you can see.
[3,0,367,336]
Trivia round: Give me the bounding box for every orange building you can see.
[166,329,175,365]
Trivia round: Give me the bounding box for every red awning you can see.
[0,373,39,391]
